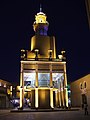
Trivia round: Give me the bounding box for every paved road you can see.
[0,109,90,120]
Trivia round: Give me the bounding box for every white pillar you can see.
[64,63,68,107]
[50,88,53,108]
[59,81,62,107]
[50,64,54,108]
[61,80,65,107]
[35,64,38,108]
[20,62,24,109]
[35,64,38,87]
[50,64,53,87]
[35,88,38,108]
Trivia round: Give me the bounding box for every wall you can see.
[70,74,90,108]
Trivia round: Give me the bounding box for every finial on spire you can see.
[40,4,42,12]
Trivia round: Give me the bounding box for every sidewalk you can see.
[0,109,10,115]
[10,107,80,112]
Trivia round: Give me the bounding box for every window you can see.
[52,73,64,89]
[80,83,82,89]
[24,72,35,88]
[84,81,86,88]
[38,73,50,87]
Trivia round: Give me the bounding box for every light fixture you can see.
[58,55,63,61]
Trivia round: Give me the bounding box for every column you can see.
[50,64,53,108]
[61,80,65,107]
[35,64,38,108]
[20,62,24,109]
[50,88,53,108]
[50,64,53,87]
[35,64,38,87]
[58,82,62,107]
[35,88,38,108]
[64,63,68,108]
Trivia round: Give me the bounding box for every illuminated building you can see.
[0,79,12,108]
[19,6,68,109]
[70,74,90,109]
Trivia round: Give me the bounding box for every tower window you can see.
[84,81,86,88]
[80,83,82,89]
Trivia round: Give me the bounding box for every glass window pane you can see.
[52,73,64,89]
[38,73,50,87]
[24,72,35,88]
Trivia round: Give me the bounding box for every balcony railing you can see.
[21,58,65,62]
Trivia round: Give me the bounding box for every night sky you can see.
[0,0,90,84]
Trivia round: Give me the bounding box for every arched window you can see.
[80,83,82,89]
[84,81,86,88]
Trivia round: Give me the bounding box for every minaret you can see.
[28,5,56,59]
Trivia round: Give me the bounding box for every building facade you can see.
[0,79,13,108]
[70,74,90,109]
[19,7,68,109]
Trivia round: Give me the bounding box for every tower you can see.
[26,5,56,59]
[19,6,68,109]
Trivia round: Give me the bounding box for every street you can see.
[0,109,90,120]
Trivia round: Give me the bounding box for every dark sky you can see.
[0,0,90,84]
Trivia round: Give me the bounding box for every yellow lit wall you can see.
[30,35,56,58]
[71,74,90,108]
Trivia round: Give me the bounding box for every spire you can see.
[40,4,42,12]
